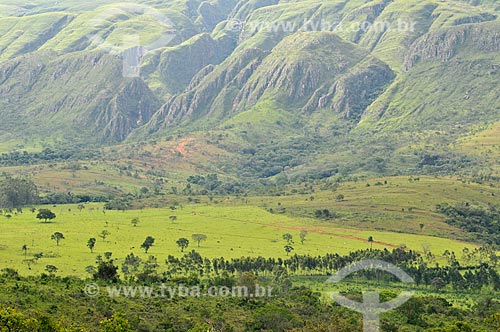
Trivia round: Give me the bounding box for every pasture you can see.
[0,202,477,277]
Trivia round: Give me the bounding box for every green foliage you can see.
[0,177,38,209]
[437,202,500,245]
[87,238,96,253]
[99,313,132,332]
[36,209,56,223]
[50,232,65,246]
[191,234,207,248]
[93,257,119,283]
[140,236,155,253]
[176,238,189,252]
[130,218,139,227]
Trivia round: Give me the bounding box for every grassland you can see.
[0,196,478,277]
[251,176,500,236]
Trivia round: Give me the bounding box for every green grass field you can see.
[0,201,478,277]
[248,176,500,236]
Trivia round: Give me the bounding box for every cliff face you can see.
[232,33,394,120]
[141,47,267,133]
[0,0,499,153]
[403,21,500,70]
[157,33,237,94]
[0,51,160,143]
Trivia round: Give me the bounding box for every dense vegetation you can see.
[437,203,500,245]
[0,177,38,209]
[1,248,500,331]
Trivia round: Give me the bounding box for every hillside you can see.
[0,0,499,182]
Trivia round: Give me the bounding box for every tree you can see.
[192,234,207,248]
[94,257,119,282]
[419,223,425,232]
[99,230,110,241]
[299,230,308,245]
[131,218,140,227]
[282,233,293,245]
[141,236,155,253]
[284,244,294,256]
[36,209,56,223]
[87,238,96,253]
[368,236,374,250]
[0,177,38,209]
[122,253,142,275]
[431,277,446,291]
[50,232,65,246]
[21,244,28,260]
[336,194,345,202]
[169,215,177,223]
[77,204,85,212]
[99,313,133,332]
[176,238,189,252]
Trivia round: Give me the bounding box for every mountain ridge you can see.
[0,0,499,181]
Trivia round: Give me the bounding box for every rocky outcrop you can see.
[233,33,394,119]
[0,51,161,143]
[93,78,162,142]
[403,22,500,70]
[158,33,236,93]
[142,47,267,133]
[303,59,395,120]
[144,32,394,129]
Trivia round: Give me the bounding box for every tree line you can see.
[90,247,500,293]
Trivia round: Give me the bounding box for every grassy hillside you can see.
[0,0,498,182]
[0,201,477,277]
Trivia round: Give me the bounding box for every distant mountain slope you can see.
[0,0,499,179]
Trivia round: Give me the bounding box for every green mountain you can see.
[0,0,499,180]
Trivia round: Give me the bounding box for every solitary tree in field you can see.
[284,244,294,256]
[419,223,425,232]
[176,238,189,252]
[282,233,293,245]
[77,204,85,212]
[87,238,96,253]
[368,236,374,250]
[299,230,308,245]
[141,236,155,253]
[51,232,65,246]
[131,218,140,227]
[99,230,110,242]
[169,215,177,223]
[336,194,345,202]
[192,234,207,248]
[36,209,56,223]
[22,244,28,260]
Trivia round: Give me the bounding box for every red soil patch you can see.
[269,224,398,248]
